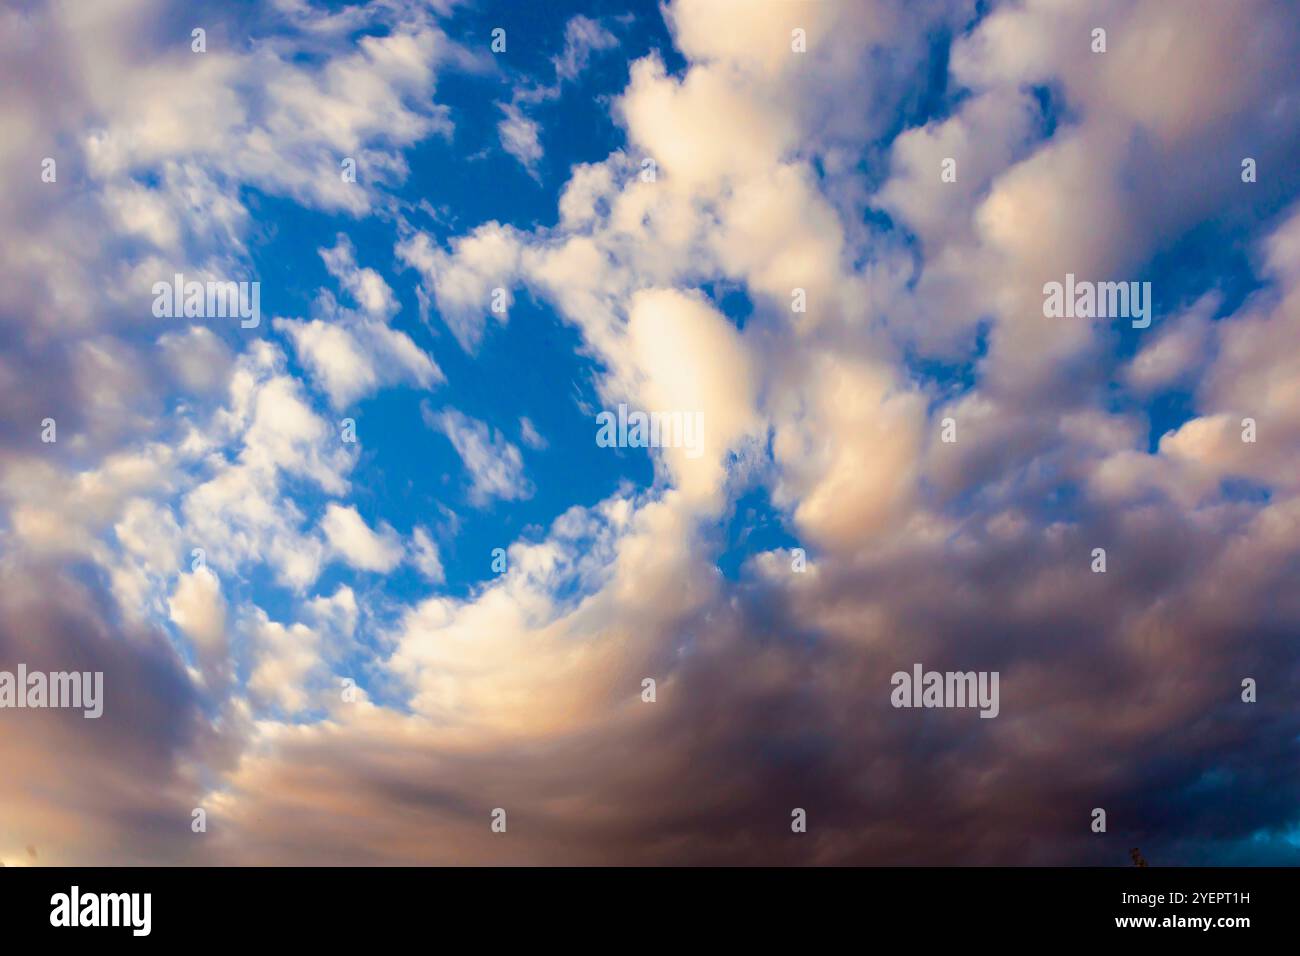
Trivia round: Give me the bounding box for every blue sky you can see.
[190,2,674,661]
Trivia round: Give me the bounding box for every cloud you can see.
[497,101,543,174]
[245,610,328,716]
[0,563,209,865]
[320,503,404,573]
[493,14,619,175]
[178,343,352,590]
[518,417,547,450]
[4,0,1300,868]
[277,235,443,409]
[157,326,235,396]
[554,15,618,82]
[191,469,1300,864]
[1123,293,1218,394]
[410,526,445,584]
[168,567,230,686]
[397,223,522,352]
[621,288,761,506]
[423,406,533,506]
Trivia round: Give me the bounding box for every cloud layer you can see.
[1,0,1298,867]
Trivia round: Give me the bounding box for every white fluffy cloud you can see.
[277,236,443,409]
[168,567,230,685]
[179,343,352,590]
[320,503,404,573]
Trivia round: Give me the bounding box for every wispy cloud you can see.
[423,405,534,506]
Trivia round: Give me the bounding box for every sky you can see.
[1,0,1298,866]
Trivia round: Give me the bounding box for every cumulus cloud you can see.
[245,610,328,716]
[177,342,354,590]
[277,235,443,409]
[236,0,1292,865]
[157,326,236,396]
[1124,293,1218,394]
[4,0,1300,869]
[168,567,230,686]
[320,503,404,573]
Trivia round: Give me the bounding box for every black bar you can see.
[0,867,1290,942]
